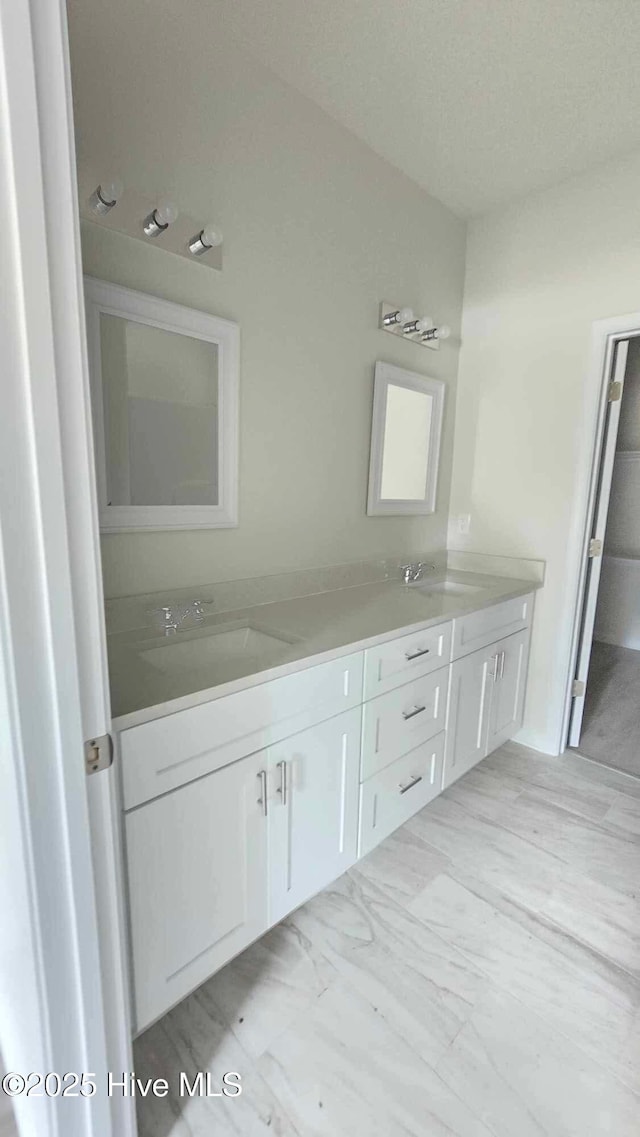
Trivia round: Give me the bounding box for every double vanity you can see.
[82,275,541,1038]
[109,565,539,1033]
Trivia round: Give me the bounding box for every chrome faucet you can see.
[400,561,435,585]
[149,598,210,634]
[189,599,206,623]
[151,606,179,635]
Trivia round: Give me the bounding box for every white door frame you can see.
[1,2,134,1135]
[567,339,629,746]
[561,313,640,753]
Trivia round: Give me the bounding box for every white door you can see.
[125,752,270,1031]
[569,339,629,746]
[486,629,530,753]
[0,2,125,1135]
[443,646,495,789]
[269,709,361,923]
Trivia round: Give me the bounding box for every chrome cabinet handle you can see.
[402,704,426,721]
[399,774,423,795]
[277,759,288,806]
[257,770,268,816]
[499,650,505,679]
[405,647,430,661]
[492,654,499,682]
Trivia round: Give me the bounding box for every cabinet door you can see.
[443,646,496,789]
[125,750,269,1032]
[487,628,530,754]
[269,708,361,923]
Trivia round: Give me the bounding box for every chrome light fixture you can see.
[188,223,223,257]
[402,315,434,335]
[89,177,123,215]
[143,199,178,237]
[421,324,451,342]
[382,306,413,328]
[379,301,450,351]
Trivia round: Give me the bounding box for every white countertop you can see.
[108,569,541,730]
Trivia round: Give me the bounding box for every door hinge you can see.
[85,733,113,775]
[588,538,603,558]
[608,380,622,402]
[571,679,585,697]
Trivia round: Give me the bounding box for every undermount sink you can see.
[139,623,293,677]
[416,579,485,596]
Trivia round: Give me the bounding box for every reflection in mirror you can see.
[100,316,219,507]
[367,361,445,515]
[380,384,433,500]
[85,278,239,531]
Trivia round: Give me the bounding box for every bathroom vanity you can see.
[110,571,537,1032]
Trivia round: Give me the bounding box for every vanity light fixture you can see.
[382,306,414,328]
[188,223,224,257]
[421,324,451,342]
[379,300,448,351]
[143,198,179,238]
[89,177,124,215]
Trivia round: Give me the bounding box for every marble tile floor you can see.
[133,741,640,1137]
[576,640,640,778]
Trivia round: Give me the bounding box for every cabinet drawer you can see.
[361,668,448,779]
[452,593,533,660]
[120,651,364,809]
[359,732,445,857]
[363,621,452,700]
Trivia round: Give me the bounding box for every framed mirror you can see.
[367,361,445,515]
[84,277,239,531]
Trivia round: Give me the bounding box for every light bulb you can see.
[188,224,223,256]
[415,316,434,333]
[101,177,123,203]
[201,224,223,248]
[397,306,414,325]
[436,324,451,340]
[155,198,178,226]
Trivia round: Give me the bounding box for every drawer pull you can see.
[399,774,423,795]
[402,704,426,721]
[277,759,288,806]
[405,647,430,661]
[257,769,268,816]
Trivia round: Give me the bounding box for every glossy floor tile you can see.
[134,741,640,1136]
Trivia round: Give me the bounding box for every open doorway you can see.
[568,336,640,776]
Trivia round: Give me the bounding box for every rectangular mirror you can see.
[367,361,445,515]
[85,278,239,531]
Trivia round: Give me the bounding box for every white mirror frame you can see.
[84,277,239,532]
[367,361,445,516]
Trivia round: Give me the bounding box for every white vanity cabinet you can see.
[444,623,531,789]
[118,588,535,1032]
[268,707,361,923]
[486,627,530,752]
[357,622,452,857]
[125,747,270,1032]
[126,706,362,1032]
[444,646,496,787]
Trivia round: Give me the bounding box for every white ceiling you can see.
[212,0,640,216]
